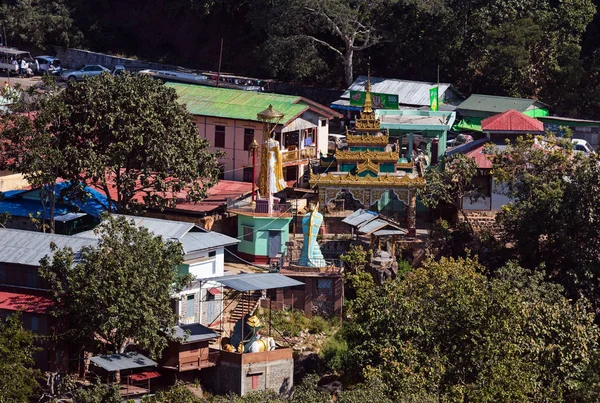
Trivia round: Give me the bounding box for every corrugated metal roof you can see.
[481,109,544,132]
[341,76,460,107]
[358,218,391,235]
[0,289,54,314]
[373,229,407,236]
[458,94,549,114]
[167,82,308,125]
[210,273,303,292]
[90,352,157,372]
[172,323,218,343]
[181,231,239,254]
[342,209,378,227]
[78,215,196,241]
[0,229,96,266]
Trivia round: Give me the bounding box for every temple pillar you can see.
[407,190,417,237]
[408,133,413,162]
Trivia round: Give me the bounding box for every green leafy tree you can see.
[0,313,41,403]
[0,79,69,233]
[142,381,203,403]
[46,73,222,213]
[258,0,397,86]
[418,153,481,232]
[0,0,82,49]
[39,215,186,357]
[491,134,600,309]
[71,382,121,403]
[342,256,600,401]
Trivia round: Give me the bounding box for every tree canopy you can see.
[0,74,222,219]
[49,73,223,213]
[341,256,600,401]
[39,215,186,357]
[491,135,600,311]
[0,313,41,403]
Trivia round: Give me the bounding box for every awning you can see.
[172,323,218,343]
[90,352,158,372]
[210,273,303,292]
[129,371,161,382]
[207,287,222,295]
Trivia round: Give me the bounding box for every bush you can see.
[319,334,348,373]
[307,316,328,334]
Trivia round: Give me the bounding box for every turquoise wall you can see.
[238,213,291,258]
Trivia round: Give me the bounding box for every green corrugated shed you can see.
[457,94,549,117]
[166,82,309,124]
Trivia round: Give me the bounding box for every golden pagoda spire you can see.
[354,59,380,132]
[363,60,373,113]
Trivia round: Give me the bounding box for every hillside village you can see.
[2,1,600,402]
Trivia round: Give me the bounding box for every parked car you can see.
[112,65,126,76]
[447,134,474,148]
[572,139,595,154]
[35,56,62,75]
[60,64,110,81]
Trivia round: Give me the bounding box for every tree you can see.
[39,215,186,357]
[47,73,223,213]
[491,134,600,311]
[0,313,41,403]
[260,0,396,86]
[0,0,82,49]
[341,256,600,401]
[0,79,70,233]
[71,382,121,403]
[418,153,482,232]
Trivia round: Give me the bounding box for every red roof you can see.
[0,290,54,314]
[94,178,252,214]
[465,144,493,169]
[481,109,544,133]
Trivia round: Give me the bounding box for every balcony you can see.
[282,146,317,164]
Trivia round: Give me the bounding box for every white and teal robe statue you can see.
[298,204,327,267]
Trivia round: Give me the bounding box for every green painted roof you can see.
[166,82,308,124]
[458,94,549,114]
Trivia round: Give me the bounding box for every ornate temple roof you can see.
[310,172,425,188]
[335,150,399,163]
[346,133,389,147]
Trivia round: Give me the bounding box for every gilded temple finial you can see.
[363,58,373,113]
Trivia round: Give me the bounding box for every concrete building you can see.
[167,82,341,187]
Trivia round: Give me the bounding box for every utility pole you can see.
[216,38,223,87]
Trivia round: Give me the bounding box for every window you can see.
[208,250,216,257]
[30,317,38,332]
[317,279,333,296]
[186,294,195,318]
[284,131,299,149]
[218,165,225,180]
[243,167,254,183]
[243,128,254,151]
[214,125,225,148]
[252,375,259,389]
[243,226,254,242]
[320,119,327,127]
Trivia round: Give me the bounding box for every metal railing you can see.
[282,146,317,163]
[229,202,293,218]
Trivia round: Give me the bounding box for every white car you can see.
[35,56,62,75]
[572,139,595,154]
[60,64,110,81]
